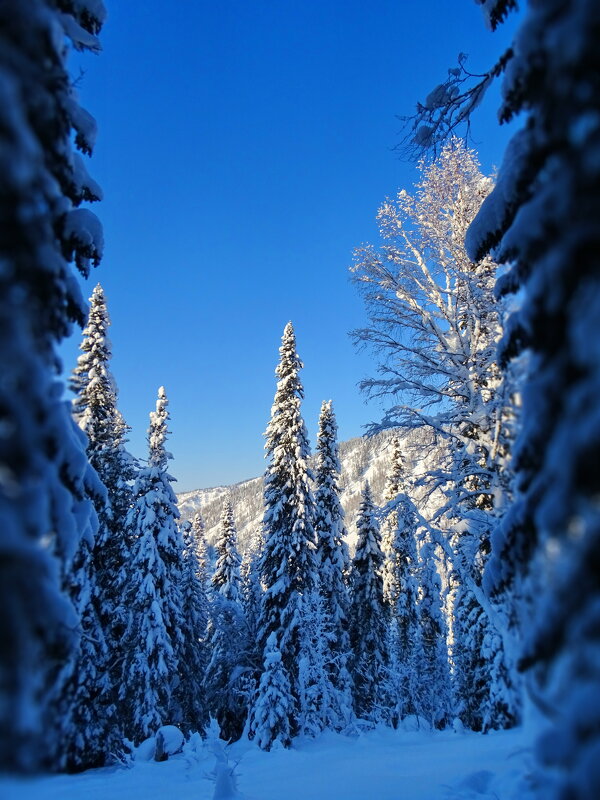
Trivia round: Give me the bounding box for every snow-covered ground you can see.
[1,724,534,800]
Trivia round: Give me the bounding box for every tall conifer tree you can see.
[119,388,184,743]
[176,521,209,734]
[70,284,135,665]
[255,322,318,737]
[191,509,209,588]
[206,498,247,740]
[314,400,353,728]
[350,482,388,722]
[414,542,452,729]
[380,440,421,724]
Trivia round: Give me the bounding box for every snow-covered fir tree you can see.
[191,509,209,588]
[70,285,136,699]
[451,577,515,732]
[249,633,292,751]
[241,528,263,645]
[119,387,184,743]
[205,498,249,740]
[380,449,421,724]
[349,482,389,723]
[240,530,265,715]
[462,2,600,793]
[381,435,407,608]
[50,519,116,772]
[314,400,353,729]
[0,0,106,772]
[352,138,518,731]
[413,542,452,729]
[297,591,338,736]
[176,520,209,735]
[211,497,242,602]
[255,322,318,737]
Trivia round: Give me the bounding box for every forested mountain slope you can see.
[177,431,403,554]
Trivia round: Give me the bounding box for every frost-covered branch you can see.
[396,49,514,161]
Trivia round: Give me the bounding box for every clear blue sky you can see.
[63,0,518,492]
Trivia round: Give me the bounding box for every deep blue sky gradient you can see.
[63,0,519,491]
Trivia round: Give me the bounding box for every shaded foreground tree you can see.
[462,2,600,796]
[405,1,600,793]
[0,0,106,772]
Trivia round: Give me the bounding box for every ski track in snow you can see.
[1,726,532,800]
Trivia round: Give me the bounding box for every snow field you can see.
[1,725,533,800]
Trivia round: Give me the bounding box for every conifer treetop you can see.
[148,386,172,470]
[384,434,406,503]
[314,398,348,585]
[213,496,242,604]
[355,482,382,562]
[71,282,117,426]
[316,400,341,482]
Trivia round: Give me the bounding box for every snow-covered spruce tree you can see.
[249,633,292,751]
[191,509,210,588]
[381,437,412,623]
[314,400,353,729]
[176,520,209,735]
[242,528,264,646]
[349,482,389,723]
[119,388,185,743]
[211,497,242,602]
[352,138,518,731]
[50,518,115,772]
[240,530,265,719]
[380,442,421,724]
[70,285,136,676]
[297,590,338,736]
[461,2,600,794]
[381,434,406,610]
[205,498,249,741]
[413,541,452,729]
[255,322,318,738]
[0,0,106,772]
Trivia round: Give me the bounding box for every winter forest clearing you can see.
[3,726,532,800]
[2,1,600,800]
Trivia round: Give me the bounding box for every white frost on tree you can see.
[352,138,519,731]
